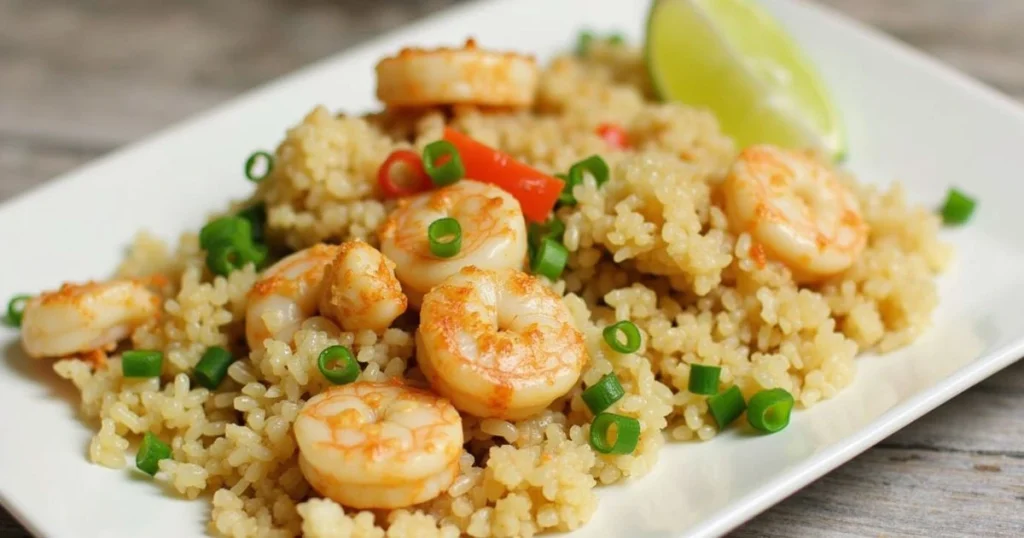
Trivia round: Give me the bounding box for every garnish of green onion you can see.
[317,345,360,385]
[528,217,566,250]
[556,173,577,206]
[422,140,465,187]
[602,320,641,354]
[236,203,267,244]
[122,350,163,378]
[589,412,641,455]
[708,385,746,429]
[136,431,172,476]
[582,373,626,414]
[688,364,722,395]
[576,30,594,56]
[568,155,610,188]
[199,216,252,251]
[747,388,795,434]
[940,187,976,225]
[245,151,274,183]
[194,346,235,390]
[530,238,569,280]
[608,33,625,45]
[5,294,31,328]
[427,218,462,258]
[206,242,268,276]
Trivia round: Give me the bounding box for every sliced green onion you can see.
[747,388,795,434]
[528,217,565,250]
[422,140,465,187]
[530,238,569,280]
[582,374,625,414]
[199,216,252,251]
[206,242,267,276]
[568,155,610,188]
[5,294,31,328]
[608,33,625,45]
[136,431,172,476]
[236,203,267,244]
[602,320,641,354]
[708,385,746,429]
[576,31,594,56]
[556,173,577,206]
[194,346,235,390]
[589,412,640,455]
[245,151,274,183]
[688,364,722,395]
[317,345,360,385]
[427,218,462,258]
[940,188,976,225]
[122,350,163,378]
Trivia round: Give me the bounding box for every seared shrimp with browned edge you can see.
[378,179,528,307]
[416,266,587,420]
[375,38,539,108]
[246,241,407,349]
[293,380,464,509]
[722,145,868,281]
[20,279,161,359]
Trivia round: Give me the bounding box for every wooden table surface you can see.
[2,0,1022,536]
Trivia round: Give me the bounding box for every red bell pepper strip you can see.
[596,123,629,149]
[442,128,565,222]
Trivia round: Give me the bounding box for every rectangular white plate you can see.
[2,0,1023,536]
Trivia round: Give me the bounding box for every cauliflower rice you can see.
[51,41,950,537]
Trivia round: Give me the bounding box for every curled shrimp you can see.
[723,145,868,281]
[416,266,587,420]
[20,280,160,359]
[375,38,539,108]
[374,38,540,109]
[245,244,339,350]
[293,381,464,509]
[318,239,408,333]
[378,179,528,307]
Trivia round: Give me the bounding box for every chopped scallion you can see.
[136,431,172,476]
[5,294,31,328]
[687,364,721,395]
[568,155,610,188]
[589,412,641,455]
[423,140,465,187]
[122,350,163,378]
[940,188,976,225]
[602,320,641,354]
[708,385,746,429]
[582,374,626,414]
[245,151,274,183]
[530,238,569,280]
[194,346,235,390]
[747,388,795,434]
[427,218,462,258]
[317,345,360,385]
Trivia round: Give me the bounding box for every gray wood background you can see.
[1,0,1022,536]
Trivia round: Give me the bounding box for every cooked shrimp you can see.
[318,239,408,332]
[245,244,339,350]
[294,381,464,509]
[375,38,539,108]
[20,280,160,359]
[378,180,528,307]
[723,145,868,281]
[416,266,587,420]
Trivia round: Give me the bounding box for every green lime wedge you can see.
[646,0,846,159]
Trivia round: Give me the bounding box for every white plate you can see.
[2,0,1023,536]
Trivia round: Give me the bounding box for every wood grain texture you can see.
[1,1,1023,536]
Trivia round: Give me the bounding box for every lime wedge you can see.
[645,0,845,159]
